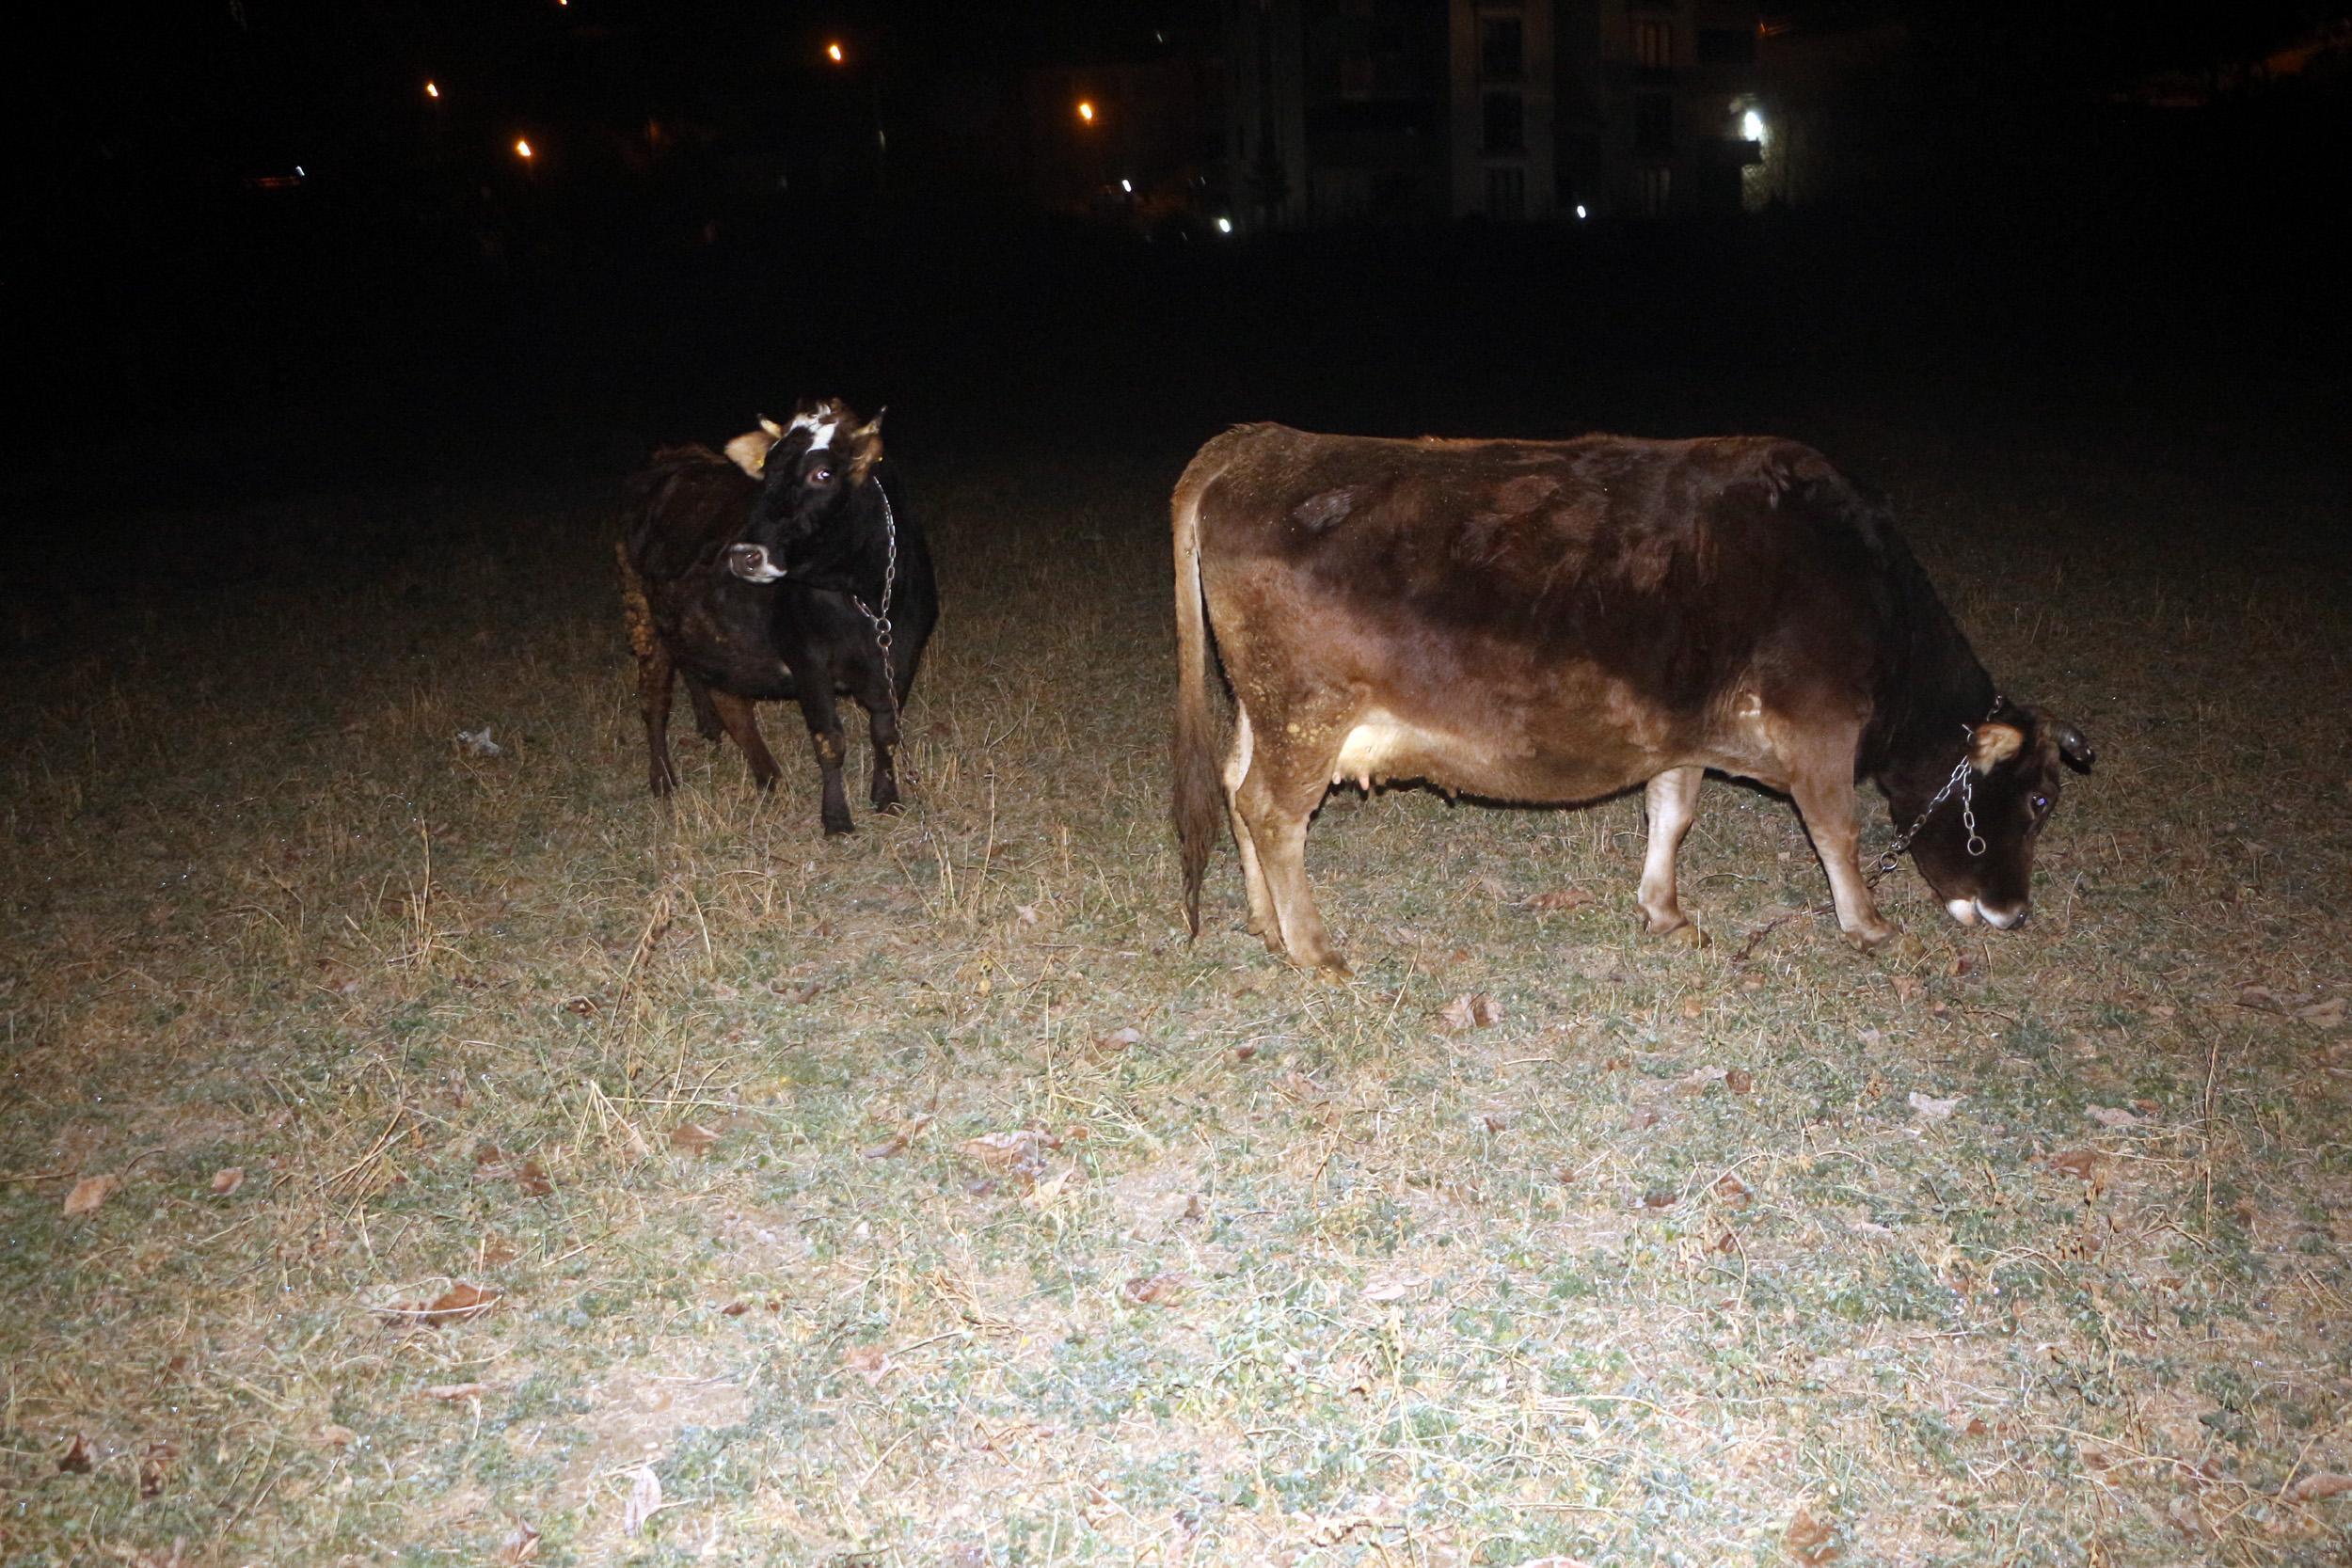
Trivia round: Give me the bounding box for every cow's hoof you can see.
[873,796,906,816]
[822,817,856,837]
[1664,922,1709,949]
[1844,925,1900,954]
[1311,957,1354,982]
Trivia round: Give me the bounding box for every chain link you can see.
[847,483,902,732]
[1868,698,2002,886]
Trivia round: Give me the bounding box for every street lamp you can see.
[827,40,844,63]
[424,79,440,99]
[514,138,533,160]
[1076,100,1096,124]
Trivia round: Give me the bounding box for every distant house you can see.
[1224,0,1762,230]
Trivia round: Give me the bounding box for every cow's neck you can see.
[1866,553,2000,818]
[786,483,892,597]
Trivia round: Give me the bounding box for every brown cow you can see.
[1172,423,2092,976]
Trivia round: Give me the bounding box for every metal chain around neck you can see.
[846,482,900,728]
[1869,696,2002,886]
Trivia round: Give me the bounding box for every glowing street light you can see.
[514,138,534,160]
[827,40,844,63]
[424,79,440,99]
[1741,108,1765,142]
[1075,100,1096,124]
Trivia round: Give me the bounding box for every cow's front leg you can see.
[1788,760,1895,949]
[1636,766,1704,937]
[793,674,855,834]
[860,684,903,815]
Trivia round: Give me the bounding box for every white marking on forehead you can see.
[787,408,841,453]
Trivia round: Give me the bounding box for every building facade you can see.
[1225,0,1762,230]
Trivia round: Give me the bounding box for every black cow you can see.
[618,399,937,833]
[1172,424,2093,976]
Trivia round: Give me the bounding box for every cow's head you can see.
[1903,707,2094,929]
[723,399,885,584]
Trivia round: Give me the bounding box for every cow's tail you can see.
[616,538,659,662]
[1171,450,1228,940]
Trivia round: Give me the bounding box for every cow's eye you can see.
[810,465,834,484]
[2029,793,2050,816]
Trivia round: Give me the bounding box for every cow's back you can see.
[1189,425,1902,735]
[624,447,758,585]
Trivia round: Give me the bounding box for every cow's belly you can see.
[1323,688,1785,803]
[660,593,802,701]
[1328,708,1664,802]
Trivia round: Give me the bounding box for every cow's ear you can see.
[759,416,785,438]
[843,410,886,483]
[724,428,778,477]
[1968,721,2026,772]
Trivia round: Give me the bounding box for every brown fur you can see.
[1170,422,2087,974]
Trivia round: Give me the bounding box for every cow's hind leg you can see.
[1637,766,1705,938]
[1786,745,1896,949]
[1233,743,1347,978]
[704,690,786,793]
[682,673,726,743]
[637,641,680,796]
[1223,702,1278,943]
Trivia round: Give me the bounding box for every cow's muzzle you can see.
[727,543,786,583]
[1945,896,2026,930]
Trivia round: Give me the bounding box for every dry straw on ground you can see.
[1,425,2348,1565]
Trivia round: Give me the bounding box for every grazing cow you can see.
[1172,424,2092,976]
[618,399,937,832]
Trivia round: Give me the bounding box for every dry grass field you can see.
[3,411,2349,1567]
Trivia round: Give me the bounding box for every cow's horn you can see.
[2052,721,2095,771]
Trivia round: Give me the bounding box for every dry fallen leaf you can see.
[1528,888,1592,911]
[1121,1272,1189,1307]
[860,1115,931,1160]
[1786,1504,1841,1563]
[843,1344,893,1384]
[1713,1173,1754,1209]
[423,1382,493,1402]
[1908,1090,1963,1120]
[1092,1026,1142,1053]
[2087,1104,2142,1129]
[959,1129,1060,1168]
[139,1440,177,1497]
[63,1173,119,1216]
[1674,1065,1729,1096]
[494,1520,541,1565]
[1437,992,1503,1032]
[317,1424,358,1449]
[2297,997,2346,1028]
[669,1123,720,1155]
[381,1281,503,1328]
[208,1166,245,1196]
[2287,1472,2352,1503]
[622,1466,663,1537]
[1725,1068,1756,1094]
[57,1433,94,1474]
[2047,1149,2104,1181]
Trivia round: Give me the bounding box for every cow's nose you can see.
[1944,897,1979,927]
[727,544,783,581]
[1978,900,2026,930]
